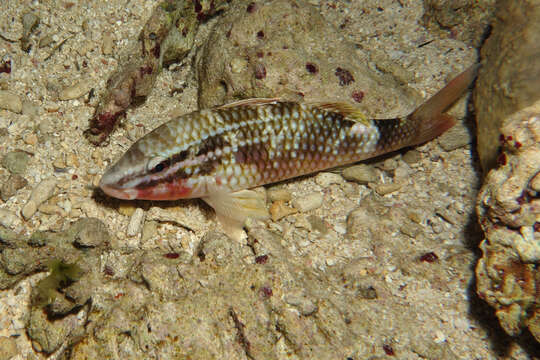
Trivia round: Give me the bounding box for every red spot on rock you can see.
[0,59,11,74]
[255,255,268,264]
[261,286,273,298]
[254,63,266,79]
[514,141,522,149]
[164,253,179,259]
[497,152,507,166]
[247,2,256,13]
[534,222,539,232]
[499,134,505,143]
[256,51,264,58]
[335,67,355,86]
[194,0,202,13]
[419,252,438,263]
[104,266,114,276]
[139,65,153,75]
[305,62,318,74]
[352,90,365,103]
[71,174,78,180]
[506,135,513,141]
[383,344,395,356]
[257,30,265,39]
[114,292,125,299]
[151,43,160,59]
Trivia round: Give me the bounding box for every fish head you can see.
[99,141,193,201]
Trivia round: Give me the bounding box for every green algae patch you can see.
[32,260,84,308]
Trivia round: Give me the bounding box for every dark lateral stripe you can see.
[196,134,230,157]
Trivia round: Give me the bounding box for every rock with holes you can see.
[196,0,417,118]
[476,100,540,343]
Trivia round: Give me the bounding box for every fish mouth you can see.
[99,182,138,200]
[99,172,139,200]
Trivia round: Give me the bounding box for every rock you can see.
[369,181,404,196]
[0,336,18,360]
[102,34,114,55]
[402,149,422,164]
[474,0,540,172]
[1,174,28,201]
[314,172,343,187]
[476,100,540,342]
[21,12,40,52]
[269,200,297,221]
[422,0,495,47]
[342,164,377,184]
[126,208,145,237]
[267,188,292,202]
[1,150,31,174]
[437,122,473,151]
[59,80,91,100]
[197,0,415,117]
[292,193,323,212]
[0,208,22,229]
[0,90,23,113]
[71,218,110,248]
[21,178,57,220]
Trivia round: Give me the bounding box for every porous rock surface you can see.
[476,101,540,342]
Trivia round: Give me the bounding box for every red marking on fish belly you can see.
[136,180,192,200]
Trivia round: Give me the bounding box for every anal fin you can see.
[202,189,269,241]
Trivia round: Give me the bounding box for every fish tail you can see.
[408,64,479,145]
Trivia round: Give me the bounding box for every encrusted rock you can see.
[476,101,540,342]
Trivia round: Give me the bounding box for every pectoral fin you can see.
[202,189,269,241]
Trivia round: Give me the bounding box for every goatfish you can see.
[100,65,477,240]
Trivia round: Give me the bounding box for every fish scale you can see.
[99,65,478,238]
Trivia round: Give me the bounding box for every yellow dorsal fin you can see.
[309,102,370,125]
[217,98,282,109]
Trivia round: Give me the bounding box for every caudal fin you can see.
[409,64,479,145]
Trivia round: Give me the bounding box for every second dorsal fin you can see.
[309,102,370,125]
[217,98,281,109]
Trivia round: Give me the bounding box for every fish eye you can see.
[147,156,170,173]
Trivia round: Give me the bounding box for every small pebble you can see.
[102,34,114,55]
[437,122,472,151]
[369,181,404,196]
[269,200,297,221]
[0,208,22,228]
[118,203,136,216]
[400,222,423,238]
[0,90,23,113]
[230,57,248,73]
[22,178,57,220]
[402,149,422,164]
[307,215,328,234]
[127,208,145,236]
[292,193,323,212]
[267,188,292,202]
[315,172,342,187]
[342,164,377,184]
[59,81,91,100]
[1,174,28,201]
[2,150,31,174]
[23,132,38,145]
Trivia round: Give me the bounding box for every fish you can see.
[100,65,478,240]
